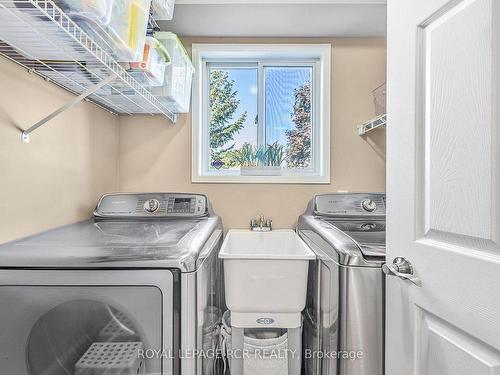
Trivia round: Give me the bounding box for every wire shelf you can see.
[357,113,386,136]
[0,0,177,123]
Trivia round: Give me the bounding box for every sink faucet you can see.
[250,215,273,231]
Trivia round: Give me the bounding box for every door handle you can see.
[382,257,422,286]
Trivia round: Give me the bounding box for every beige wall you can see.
[0,37,386,241]
[119,37,387,229]
[0,57,120,243]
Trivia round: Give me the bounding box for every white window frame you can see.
[191,43,331,184]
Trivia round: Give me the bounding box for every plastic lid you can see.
[153,31,195,69]
[145,36,171,64]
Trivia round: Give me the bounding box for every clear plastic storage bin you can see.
[152,0,175,20]
[153,32,194,113]
[106,0,151,61]
[372,83,386,116]
[66,0,151,62]
[55,0,114,25]
[126,36,170,87]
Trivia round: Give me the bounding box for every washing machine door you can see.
[0,269,174,375]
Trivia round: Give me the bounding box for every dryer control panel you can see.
[94,193,209,218]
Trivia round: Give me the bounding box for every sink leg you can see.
[288,327,302,375]
[231,327,244,375]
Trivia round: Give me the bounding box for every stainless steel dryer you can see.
[0,193,223,375]
[298,193,386,375]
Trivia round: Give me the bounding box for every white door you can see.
[386,0,500,374]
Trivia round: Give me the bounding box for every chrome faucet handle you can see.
[266,219,273,230]
[250,216,272,231]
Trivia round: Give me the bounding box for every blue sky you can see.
[265,67,311,145]
[214,67,311,149]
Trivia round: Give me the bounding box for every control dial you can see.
[144,198,160,213]
[361,199,377,212]
[361,222,376,231]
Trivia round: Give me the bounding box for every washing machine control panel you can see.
[314,193,385,217]
[94,193,209,218]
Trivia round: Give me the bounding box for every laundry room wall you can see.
[0,57,120,244]
[119,37,387,229]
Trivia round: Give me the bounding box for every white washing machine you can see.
[0,193,223,375]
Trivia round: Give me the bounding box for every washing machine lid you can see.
[297,193,386,267]
[0,217,221,272]
[323,220,386,258]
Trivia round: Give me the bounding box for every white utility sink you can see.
[219,229,315,328]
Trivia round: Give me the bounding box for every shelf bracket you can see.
[21,74,117,143]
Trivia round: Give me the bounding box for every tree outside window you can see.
[208,65,313,171]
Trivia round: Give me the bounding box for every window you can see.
[192,44,330,183]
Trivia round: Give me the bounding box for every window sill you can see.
[191,174,331,184]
